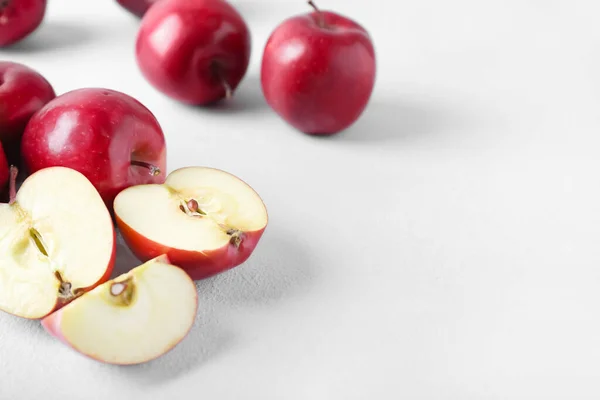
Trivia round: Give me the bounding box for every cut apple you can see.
[41,255,198,365]
[0,166,115,319]
[114,166,268,280]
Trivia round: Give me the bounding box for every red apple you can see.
[42,255,198,365]
[0,61,55,165]
[0,166,116,320]
[21,88,167,211]
[0,0,46,46]
[261,1,376,135]
[0,142,7,193]
[135,0,251,105]
[116,0,159,18]
[114,166,268,280]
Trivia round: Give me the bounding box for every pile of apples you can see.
[0,0,376,365]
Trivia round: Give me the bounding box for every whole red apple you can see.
[0,142,8,193]
[115,0,159,18]
[21,88,167,210]
[135,0,251,105]
[0,61,55,165]
[261,1,376,135]
[0,0,47,46]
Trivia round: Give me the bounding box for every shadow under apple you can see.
[2,21,96,54]
[106,228,314,384]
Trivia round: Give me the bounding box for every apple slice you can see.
[0,166,115,319]
[41,255,198,365]
[114,167,268,280]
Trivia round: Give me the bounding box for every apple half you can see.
[42,255,198,365]
[114,166,268,280]
[0,166,116,319]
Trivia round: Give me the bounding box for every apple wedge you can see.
[41,255,198,365]
[0,166,116,319]
[114,167,268,280]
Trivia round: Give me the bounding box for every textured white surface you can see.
[2,0,600,399]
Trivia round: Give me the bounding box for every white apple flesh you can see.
[0,166,116,319]
[41,255,198,365]
[114,167,268,280]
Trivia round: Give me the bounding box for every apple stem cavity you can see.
[54,271,76,300]
[109,277,135,306]
[226,228,243,248]
[131,160,161,176]
[307,0,327,29]
[8,165,17,204]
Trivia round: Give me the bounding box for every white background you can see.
[2,0,600,398]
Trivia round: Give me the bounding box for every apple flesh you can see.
[261,1,376,135]
[0,166,116,319]
[135,0,251,105]
[42,255,198,365]
[0,0,47,47]
[0,61,55,165]
[115,0,159,17]
[114,167,268,280]
[21,88,167,211]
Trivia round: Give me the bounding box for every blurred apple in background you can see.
[135,0,251,105]
[261,1,376,135]
[115,0,159,18]
[0,0,47,46]
[21,88,167,211]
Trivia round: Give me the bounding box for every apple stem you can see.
[222,79,233,99]
[8,165,17,204]
[307,0,326,28]
[131,160,161,176]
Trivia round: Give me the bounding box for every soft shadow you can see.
[332,98,465,143]
[103,229,313,383]
[200,74,268,114]
[110,231,141,279]
[197,231,314,307]
[1,21,95,53]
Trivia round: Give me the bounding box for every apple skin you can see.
[135,0,251,105]
[261,8,376,135]
[115,0,159,17]
[0,142,8,194]
[116,214,266,280]
[21,88,167,211]
[0,0,46,47]
[0,61,55,165]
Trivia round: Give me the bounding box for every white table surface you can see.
[3,0,600,398]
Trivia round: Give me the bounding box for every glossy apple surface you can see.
[0,166,116,319]
[261,3,376,135]
[136,0,251,105]
[0,0,46,46]
[0,61,55,165]
[42,255,198,365]
[115,0,159,17]
[21,88,167,210]
[114,167,268,280]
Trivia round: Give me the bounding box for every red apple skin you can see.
[0,0,46,47]
[116,0,159,18]
[0,142,7,196]
[135,0,251,105]
[261,9,376,135]
[21,88,167,210]
[0,61,55,165]
[116,214,266,280]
